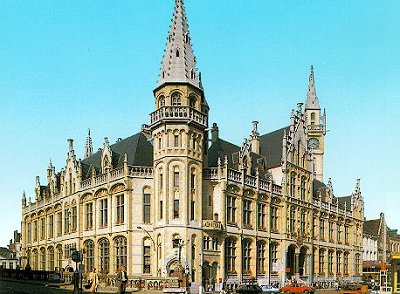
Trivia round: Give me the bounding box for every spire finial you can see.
[157,0,202,89]
[305,65,320,110]
[84,128,93,159]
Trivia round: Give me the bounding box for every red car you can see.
[280,284,314,294]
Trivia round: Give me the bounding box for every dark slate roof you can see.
[81,132,153,179]
[312,179,331,202]
[208,138,240,168]
[0,247,16,259]
[259,126,289,169]
[337,196,352,211]
[364,219,381,236]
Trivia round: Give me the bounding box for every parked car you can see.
[261,285,281,294]
[280,284,314,294]
[371,285,380,294]
[236,284,264,294]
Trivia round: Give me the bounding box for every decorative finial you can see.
[84,128,93,159]
[67,139,74,152]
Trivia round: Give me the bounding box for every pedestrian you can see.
[88,267,99,293]
[117,266,128,294]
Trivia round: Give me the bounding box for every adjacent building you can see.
[21,0,364,290]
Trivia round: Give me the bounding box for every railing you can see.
[94,173,107,185]
[150,106,208,128]
[81,178,92,189]
[202,220,222,231]
[203,167,218,180]
[110,167,124,181]
[244,175,256,187]
[227,169,242,183]
[272,184,282,194]
[259,179,270,192]
[128,166,153,178]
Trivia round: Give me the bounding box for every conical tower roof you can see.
[305,65,320,110]
[157,0,202,90]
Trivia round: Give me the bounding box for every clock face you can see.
[308,138,319,149]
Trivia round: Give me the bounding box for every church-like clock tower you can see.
[304,65,326,182]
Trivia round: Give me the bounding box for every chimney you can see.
[211,123,219,143]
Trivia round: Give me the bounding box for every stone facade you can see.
[20,0,364,290]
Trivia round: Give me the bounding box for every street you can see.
[0,279,70,294]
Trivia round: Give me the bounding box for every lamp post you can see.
[137,226,158,276]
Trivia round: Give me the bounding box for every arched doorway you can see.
[167,259,180,277]
[299,246,308,277]
[202,261,218,291]
[286,245,296,279]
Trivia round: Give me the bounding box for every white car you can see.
[261,285,280,294]
[371,285,380,294]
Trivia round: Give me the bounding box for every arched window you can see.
[289,206,295,233]
[33,249,38,270]
[344,252,349,274]
[242,239,251,274]
[84,240,95,272]
[114,236,127,270]
[300,176,306,200]
[336,251,342,274]
[189,96,196,108]
[40,247,46,271]
[190,69,196,80]
[256,241,266,275]
[48,246,54,271]
[98,238,110,273]
[355,253,360,274]
[171,93,181,106]
[328,250,333,274]
[176,49,180,57]
[225,238,236,274]
[290,171,296,197]
[310,112,315,125]
[158,95,165,108]
[56,245,63,270]
[269,243,278,273]
[319,249,325,275]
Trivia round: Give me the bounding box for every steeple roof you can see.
[305,65,320,110]
[157,0,202,90]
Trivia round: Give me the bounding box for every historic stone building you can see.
[21,0,364,290]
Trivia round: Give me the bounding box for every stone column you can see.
[295,253,300,280]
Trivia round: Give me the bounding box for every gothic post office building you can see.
[21,0,364,289]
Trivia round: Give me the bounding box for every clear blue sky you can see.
[1,0,400,247]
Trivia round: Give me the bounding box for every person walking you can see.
[117,266,128,294]
[88,267,99,293]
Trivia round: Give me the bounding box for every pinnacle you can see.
[157,0,201,89]
[305,65,320,110]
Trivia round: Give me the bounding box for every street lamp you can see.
[137,226,159,277]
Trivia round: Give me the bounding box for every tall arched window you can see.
[48,246,54,271]
[158,95,165,108]
[98,238,110,273]
[242,239,251,274]
[172,93,181,106]
[344,252,349,274]
[84,240,95,272]
[336,251,342,274]
[328,250,333,274]
[256,241,266,275]
[269,243,278,273]
[355,253,360,274]
[114,236,127,270]
[300,177,306,200]
[56,245,62,270]
[189,96,196,108]
[319,249,325,275]
[33,249,38,270]
[225,238,236,274]
[310,112,315,125]
[290,172,296,197]
[40,247,46,271]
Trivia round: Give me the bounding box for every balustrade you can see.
[150,106,208,128]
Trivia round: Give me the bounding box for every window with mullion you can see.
[116,195,124,224]
[100,198,108,227]
[242,240,251,274]
[40,218,45,240]
[71,206,77,232]
[225,239,236,274]
[270,206,278,232]
[64,209,70,234]
[242,200,252,228]
[257,203,266,230]
[143,193,151,223]
[256,242,265,275]
[115,236,127,270]
[143,245,151,273]
[226,195,236,224]
[84,240,94,272]
[48,215,53,239]
[86,203,93,230]
[99,238,110,274]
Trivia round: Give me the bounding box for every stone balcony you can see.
[149,106,208,128]
[202,220,222,231]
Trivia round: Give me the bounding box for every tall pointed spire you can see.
[84,129,93,159]
[157,0,202,89]
[305,65,320,110]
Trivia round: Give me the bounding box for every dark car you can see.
[236,284,264,294]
